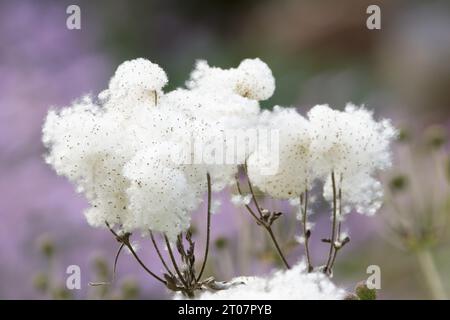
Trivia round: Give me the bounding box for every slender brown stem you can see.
[235,174,262,223]
[125,240,167,284]
[105,222,119,238]
[197,173,212,282]
[150,231,174,278]
[243,163,264,218]
[300,190,313,271]
[112,242,124,282]
[265,226,291,269]
[104,222,166,285]
[89,242,124,287]
[164,234,189,288]
[329,187,342,271]
[238,167,291,269]
[324,171,338,274]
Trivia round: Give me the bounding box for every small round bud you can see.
[51,287,72,300]
[92,255,109,279]
[397,128,410,143]
[121,277,140,299]
[37,234,55,259]
[355,281,376,300]
[214,237,229,250]
[389,175,408,193]
[425,125,447,149]
[33,273,49,292]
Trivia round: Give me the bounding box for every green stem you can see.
[416,249,447,299]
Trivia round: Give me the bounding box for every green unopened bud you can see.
[52,287,72,300]
[397,128,410,143]
[389,175,408,193]
[38,234,55,259]
[33,272,49,292]
[92,255,109,279]
[355,281,377,300]
[121,278,140,299]
[425,125,447,150]
[214,237,228,250]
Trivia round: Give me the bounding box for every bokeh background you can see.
[1,0,450,299]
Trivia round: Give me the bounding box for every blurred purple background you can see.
[1,0,450,299]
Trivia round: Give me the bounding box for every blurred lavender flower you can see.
[0,0,124,299]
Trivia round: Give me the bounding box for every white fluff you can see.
[308,104,397,215]
[247,106,314,199]
[246,103,396,215]
[195,262,345,300]
[234,58,276,101]
[42,58,272,238]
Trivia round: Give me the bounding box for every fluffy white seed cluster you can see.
[43,58,275,241]
[196,262,346,300]
[247,106,312,198]
[247,103,397,215]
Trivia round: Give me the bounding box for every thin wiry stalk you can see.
[196,173,212,282]
[112,242,125,282]
[243,163,264,219]
[150,230,174,278]
[300,189,313,272]
[235,174,261,222]
[164,234,189,288]
[265,227,291,269]
[329,187,342,271]
[238,166,291,269]
[125,239,167,284]
[324,171,338,274]
[89,242,124,287]
[105,222,166,285]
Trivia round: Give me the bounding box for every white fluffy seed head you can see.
[308,103,396,215]
[43,58,273,237]
[101,58,168,112]
[184,60,262,120]
[234,58,275,101]
[43,56,396,239]
[43,96,134,229]
[109,58,168,92]
[123,145,200,242]
[247,106,313,199]
[323,172,383,216]
[308,103,397,179]
[194,262,346,300]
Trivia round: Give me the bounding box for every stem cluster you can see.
[103,173,219,298]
